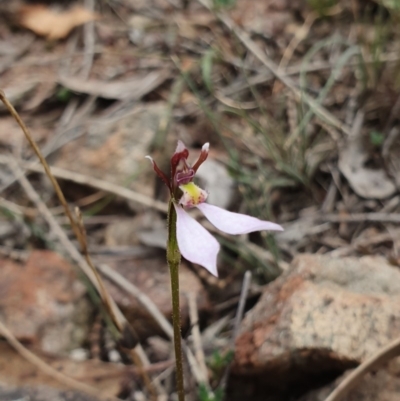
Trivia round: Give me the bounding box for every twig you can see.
[6,155,158,398]
[187,293,210,388]
[324,337,400,401]
[0,89,159,397]
[81,0,96,79]
[320,213,400,224]
[0,92,80,241]
[231,271,252,346]
[0,91,135,347]
[5,155,98,287]
[0,315,118,401]
[196,0,352,137]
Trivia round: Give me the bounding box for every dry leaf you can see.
[58,70,170,100]
[339,135,396,199]
[18,5,98,40]
[338,111,396,199]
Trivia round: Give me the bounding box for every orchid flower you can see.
[146,141,283,277]
[146,141,283,401]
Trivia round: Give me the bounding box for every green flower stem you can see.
[167,200,185,401]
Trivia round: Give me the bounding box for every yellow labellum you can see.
[179,182,208,208]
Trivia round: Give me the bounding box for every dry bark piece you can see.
[0,250,92,354]
[17,5,98,40]
[233,254,400,386]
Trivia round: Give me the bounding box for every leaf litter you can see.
[17,5,99,40]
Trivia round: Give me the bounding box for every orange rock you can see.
[0,251,91,354]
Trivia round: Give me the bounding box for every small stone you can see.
[69,348,89,362]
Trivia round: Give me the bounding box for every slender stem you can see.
[167,200,185,401]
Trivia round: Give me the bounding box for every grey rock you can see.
[234,254,400,385]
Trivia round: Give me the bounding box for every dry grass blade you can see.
[73,211,158,398]
[2,158,168,213]
[0,319,118,401]
[0,91,160,398]
[277,5,342,73]
[97,263,205,386]
[188,293,209,388]
[6,155,159,399]
[0,90,134,346]
[97,264,173,338]
[81,0,95,79]
[58,70,171,100]
[320,213,400,223]
[324,337,400,401]
[196,0,352,137]
[0,153,287,277]
[219,271,252,393]
[277,12,318,74]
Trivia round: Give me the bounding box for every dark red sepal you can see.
[146,156,171,191]
[192,143,209,172]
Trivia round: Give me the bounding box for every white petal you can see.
[196,203,284,235]
[174,203,220,277]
